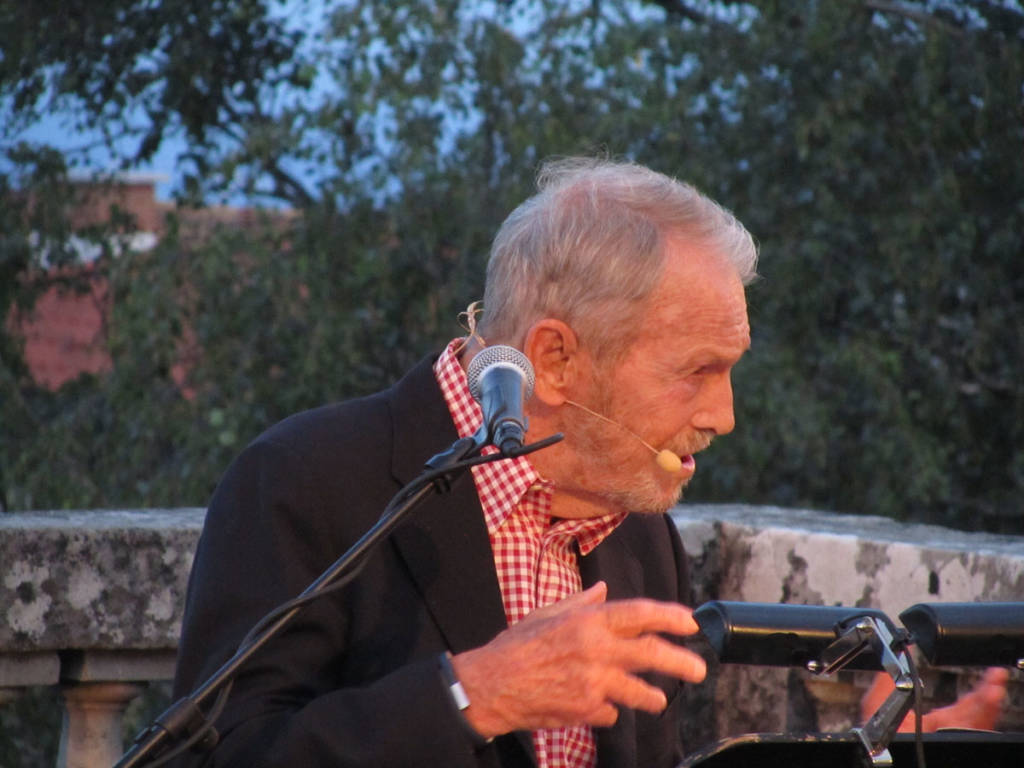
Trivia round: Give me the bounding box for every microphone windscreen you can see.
[467,345,535,401]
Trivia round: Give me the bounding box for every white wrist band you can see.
[439,651,471,711]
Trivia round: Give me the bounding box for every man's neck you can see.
[547,487,623,521]
[527,443,625,521]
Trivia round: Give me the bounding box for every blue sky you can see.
[5,0,328,203]
[14,114,181,200]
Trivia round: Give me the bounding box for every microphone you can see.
[899,602,1024,667]
[467,345,536,454]
[563,399,684,473]
[694,600,896,670]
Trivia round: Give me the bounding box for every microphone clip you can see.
[811,616,916,767]
[809,614,911,681]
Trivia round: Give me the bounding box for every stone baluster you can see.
[56,650,176,768]
[57,681,145,768]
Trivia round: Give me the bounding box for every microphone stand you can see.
[115,432,563,768]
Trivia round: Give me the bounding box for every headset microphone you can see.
[563,399,683,473]
[654,448,684,474]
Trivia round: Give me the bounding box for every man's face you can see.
[562,241,751,515]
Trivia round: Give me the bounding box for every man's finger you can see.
[608,634,707,683]
[604,669,671,714]
[586,702,621,728]
[600,598,700,637]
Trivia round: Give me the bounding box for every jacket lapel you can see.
[580,523,646,767]
[385,355,509,653]
[385,356,537,765]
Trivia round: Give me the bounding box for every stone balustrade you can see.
[1,509,201,768]
[1,505,1022,766]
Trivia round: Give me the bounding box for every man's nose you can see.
[691,373,735,436]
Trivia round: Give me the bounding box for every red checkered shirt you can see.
[434,340,627,768]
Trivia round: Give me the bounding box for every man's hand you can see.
[450,581,706,740]
[861,667,1009,732]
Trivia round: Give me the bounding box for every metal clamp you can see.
[807,616,917,767]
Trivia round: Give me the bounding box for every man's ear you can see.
[522,319,583,406]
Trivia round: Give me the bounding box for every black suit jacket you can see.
[172,355,693,767]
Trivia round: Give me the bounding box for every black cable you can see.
[905,651,927,768]
[141,684,232,768]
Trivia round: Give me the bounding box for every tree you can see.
[0,0,314,203]
[1,0,1021,533]
[674,1,1024,533]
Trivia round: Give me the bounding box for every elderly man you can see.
[173,158,749,767]
[171,158,1000,768]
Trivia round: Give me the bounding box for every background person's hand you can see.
[861,666,1008,732]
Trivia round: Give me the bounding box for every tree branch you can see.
[218,100,315,209]
[644,0,708,24]
[862,0,967,37]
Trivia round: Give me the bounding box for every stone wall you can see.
[1,504,1022,764]
[0,509,202,658]
[0,509,204,767]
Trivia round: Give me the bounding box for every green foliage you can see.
[1,0,1021,532]
[0,687,61,766]
[0,193,502,508]
[678,2,1024,532]
[0,0,312,203]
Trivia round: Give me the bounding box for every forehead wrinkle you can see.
[646,284,749,346]
[623,241,750,362]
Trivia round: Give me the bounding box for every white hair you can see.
[479,157,758,357]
